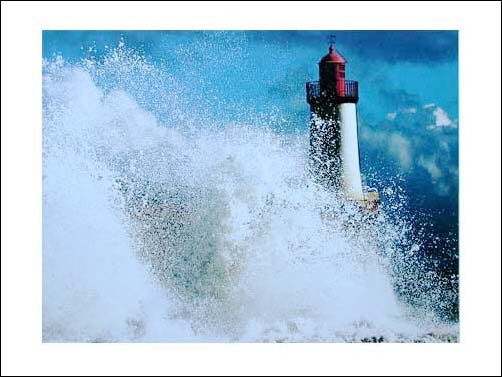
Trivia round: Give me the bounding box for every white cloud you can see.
[386,112,397,121]
[389,133,413,170]
[418,156,442,180]
[433,107,456,128]
[391,103,457,129]
[402,107,417,114]
[423,105,457,129]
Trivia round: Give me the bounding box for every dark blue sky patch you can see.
[378,88,421,110]
[43,30,458,65]
[247,31,458,64]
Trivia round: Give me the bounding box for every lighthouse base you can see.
[356,190,381,213]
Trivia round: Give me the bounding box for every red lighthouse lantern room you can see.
[319,43,346,97]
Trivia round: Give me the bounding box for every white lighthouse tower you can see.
[307,42,379,209]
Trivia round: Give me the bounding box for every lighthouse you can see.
[306,42,379,209]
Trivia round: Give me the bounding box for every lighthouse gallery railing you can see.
[306,80,358,104]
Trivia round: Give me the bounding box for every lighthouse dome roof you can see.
[319,44,346,64]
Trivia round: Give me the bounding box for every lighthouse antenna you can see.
[328,34,336,47]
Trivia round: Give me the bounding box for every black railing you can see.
[306,80,358,104]
[345,80,358,99]
[306,81,319,103]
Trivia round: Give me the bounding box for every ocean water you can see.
[42,32,458,342]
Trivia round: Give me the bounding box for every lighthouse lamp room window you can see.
[42,31,459,343]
